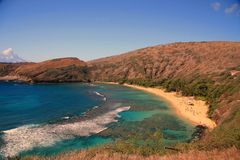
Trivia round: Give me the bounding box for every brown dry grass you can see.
[24,147,240,160]
[88,41,240,84]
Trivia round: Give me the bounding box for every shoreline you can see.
[1,81,217,129]
[102,82,216,129]
[123,84,216,129]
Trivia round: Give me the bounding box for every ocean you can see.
[0,82,195,158]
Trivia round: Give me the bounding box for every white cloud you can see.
[225,3,239,14]
[211,2,221,11]
[2,48,13,55]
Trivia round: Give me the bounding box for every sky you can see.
[0,0,240,62]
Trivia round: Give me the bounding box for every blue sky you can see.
[0,0,240,62]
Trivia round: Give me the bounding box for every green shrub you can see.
[110,129,165,156]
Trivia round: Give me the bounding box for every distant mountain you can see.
[0,48,26,63]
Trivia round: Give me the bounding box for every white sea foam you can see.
[94,91,104,97]
[93,106,99,109]
[94,91,107,101]
[62,116,70,120]
[0,106,130,158]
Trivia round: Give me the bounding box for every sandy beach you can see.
[123,84,216,129]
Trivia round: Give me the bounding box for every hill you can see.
[0,57,89,82]
[88,41,240,82]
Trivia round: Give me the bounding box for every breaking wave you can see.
[94,91,107,101]
[0,106,130,158]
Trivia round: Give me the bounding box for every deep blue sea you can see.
[0,82,195,158]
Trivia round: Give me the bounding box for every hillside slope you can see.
[88,41,240,81]
[0,57,89,82]
[26,146,240,160]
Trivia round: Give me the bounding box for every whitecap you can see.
[94,91,107,101]
[94,91,104,97]
[93,106,99,109]
[62,116,70,120]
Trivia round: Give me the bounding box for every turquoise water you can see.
[120,110,162,121]
[0,82,195,158]
[0,82,102,130]
[19,136,112,157]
